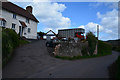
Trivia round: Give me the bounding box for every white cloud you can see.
[27,1,71,33]
[89,2,118,9]
[78,8,118,40]
[8,0,71,33]
[78,25,85,29]
[108,2,118,9]
[78,22,103,34]
[97,9,118,35]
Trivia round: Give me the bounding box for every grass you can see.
[19,39,30,46]
[55,52,112,60]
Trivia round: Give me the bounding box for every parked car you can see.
[46,39,60,47]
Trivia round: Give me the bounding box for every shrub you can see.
[98,40,112,55]
[2,28,20,48]
[115,56,120,79]
[112,46,120,52]
[109,56,120,79]
[2,31,13,60]
[86,32,97,55]
[2,28,29,66]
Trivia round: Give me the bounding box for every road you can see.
[3,40,120,78]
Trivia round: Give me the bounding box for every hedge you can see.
[2,28,29,66]
[98,40,112,55]
[86,32,97,55]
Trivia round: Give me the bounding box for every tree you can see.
[86,32,97,55]
[37,31,46,39]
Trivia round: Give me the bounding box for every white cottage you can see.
[0,1,39,39]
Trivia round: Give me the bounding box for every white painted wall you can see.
[1,9,38,39]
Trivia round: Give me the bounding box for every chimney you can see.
[26,6,33,13]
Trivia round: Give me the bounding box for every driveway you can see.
[3,40,120,78]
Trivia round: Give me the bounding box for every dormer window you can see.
[13,13,16,19]
[26,18,29,23]
[0,18,6,28]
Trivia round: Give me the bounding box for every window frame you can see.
[28,28,31,33]
[26,18,30,23]
[13,13,16,19]
[12,23,16,30]
[0,20,6,27]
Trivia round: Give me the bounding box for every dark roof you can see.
[0,18,6,22]
[19,21,27,27]
[2,2,39,22]
[46,30,57,36]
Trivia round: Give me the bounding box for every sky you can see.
[8,0,119,41]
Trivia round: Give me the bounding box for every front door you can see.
[19,26,23,37]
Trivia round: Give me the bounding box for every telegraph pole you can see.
[97,25,99,40]
[96,25,99,55]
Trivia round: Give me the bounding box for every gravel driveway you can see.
[2,40,120,78]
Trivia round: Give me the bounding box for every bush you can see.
[2,28,29,66]
[2,28,20,48]
[109,56,120,80]
[98,40,112,55]
[115,56,120,79]
[112,46,120,52]
[86,32,97,55]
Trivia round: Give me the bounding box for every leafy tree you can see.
[37,31,46,39]
[86,32,97,55]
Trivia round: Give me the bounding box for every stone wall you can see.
[53,41,89,57]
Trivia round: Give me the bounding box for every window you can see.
[3,21,5,27]
[26,18,29,23]
[28,28,31,33]
[13,13,16,19]
[12,23,16,30]
[0,21,6,27]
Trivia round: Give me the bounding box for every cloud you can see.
[97,9,118,35]
[27,1,71,32]
[89,2,118,9]
[78,22,103,34]
[9,0,71,33]
[78,9,118,40]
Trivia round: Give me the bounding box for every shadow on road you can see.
[46,47,54,57]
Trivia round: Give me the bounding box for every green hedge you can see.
[86,32,97,55]
[112,46,120,52]
[98,40,112,55]
[115,56,120,79]
[109,56,120,79]
[2,28,29,66]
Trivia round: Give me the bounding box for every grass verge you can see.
[55,52,112,60]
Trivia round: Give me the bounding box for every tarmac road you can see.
[2,40,120,78]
